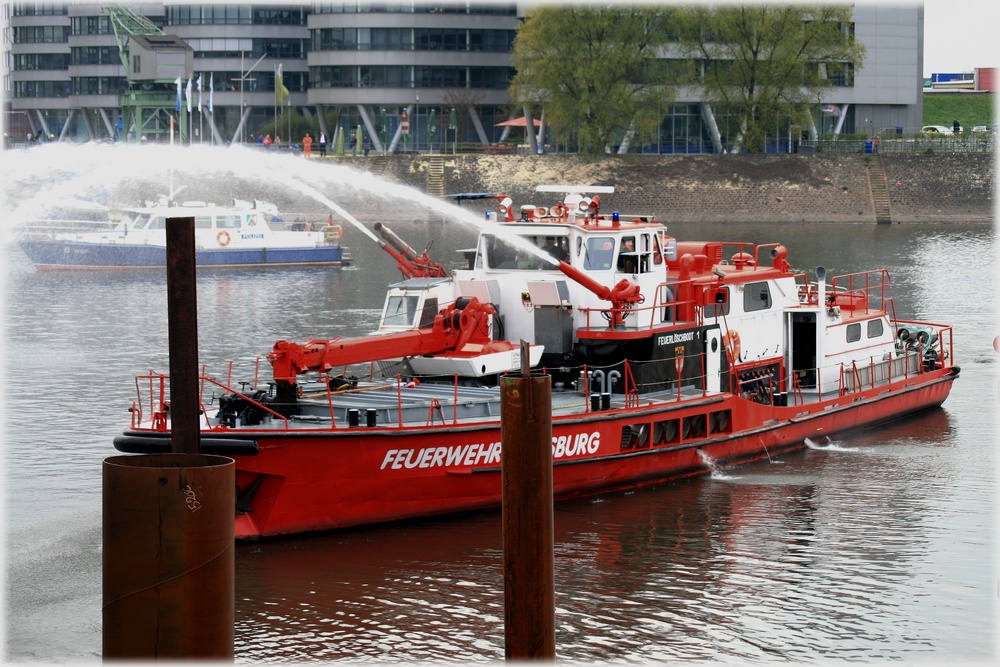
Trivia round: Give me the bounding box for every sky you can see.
[920,0,999,77]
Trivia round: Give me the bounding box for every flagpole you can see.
[273,63,277,141]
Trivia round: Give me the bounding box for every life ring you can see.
[722,330,741,360]
[217,230,231,247]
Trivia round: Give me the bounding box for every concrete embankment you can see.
[349,153,994,224]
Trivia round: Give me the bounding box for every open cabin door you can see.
[788,311,818,391]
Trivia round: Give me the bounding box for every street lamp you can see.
[415,93,420,154]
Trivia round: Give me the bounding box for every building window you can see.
[71,46,118,66]
[15,53,70,70]
[14,80,71,98]
[70,16,112,36]
[13,3,67,16]
[13,25,69,43]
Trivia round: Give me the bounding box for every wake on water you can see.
[804,436,862,452]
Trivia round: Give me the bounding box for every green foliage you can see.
[674,3,865,152]
[922,93,995,128]
[510,5,682,154]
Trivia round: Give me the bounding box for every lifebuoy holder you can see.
[217,230,231,247]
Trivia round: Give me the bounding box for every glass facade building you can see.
[3,2,924,152]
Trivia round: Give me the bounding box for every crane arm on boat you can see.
[268,297,499,384]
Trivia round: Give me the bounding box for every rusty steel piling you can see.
[102,216,235,660]
[500,341,556,660]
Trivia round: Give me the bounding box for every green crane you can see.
[106,3,193,143]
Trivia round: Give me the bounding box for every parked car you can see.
[920,125,952,135]
[971,125,996,134]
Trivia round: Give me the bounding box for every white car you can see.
[920,125,952,135]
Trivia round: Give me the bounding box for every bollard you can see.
[103,453,235,659]
[500,341,555,660]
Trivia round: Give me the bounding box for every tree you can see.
[675,3,865,153]
[510,5,682,154]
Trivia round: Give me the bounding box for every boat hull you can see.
[115,367,957,540]
[18,239,351,270]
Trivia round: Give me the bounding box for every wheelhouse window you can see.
[382,295,437,328]
[583,237,615,270]
[846,323,861,343]
[743,282,771,312]
[383,295,420,327]
[867,318,884,338]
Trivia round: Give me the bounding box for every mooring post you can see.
[500,340,555,660]
[166,215,200,454]
[102,216,235,660]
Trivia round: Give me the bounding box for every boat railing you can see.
[131,371,291,431]
[785,320,952,400]
[19,218,119,236]
[830,269,891,314]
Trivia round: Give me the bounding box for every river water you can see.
[2,147,996,663]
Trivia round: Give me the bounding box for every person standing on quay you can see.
[302,133,313,157]
[318,131,327,157]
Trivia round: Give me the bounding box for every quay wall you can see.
[344,153,994,224]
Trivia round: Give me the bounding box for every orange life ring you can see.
[722,330,741,360]
[217,230,231,247]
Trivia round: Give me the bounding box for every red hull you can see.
[223,368,956,539]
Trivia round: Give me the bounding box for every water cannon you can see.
[373,221,448,279]
[769,244,790,272]
[498,196,514,222]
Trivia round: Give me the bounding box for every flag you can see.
[197,74,202,112]
[185,77,192,112]
[175,76,181,111]
[208,75,213,113]
[276,64,290,106]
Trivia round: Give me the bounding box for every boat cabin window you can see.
[867,318,884,338]
[217,215,242,229]
[195,216,212,229]
[382,294,421,327]
[743,281,771,312]
[846,323,861,343]
[146,216,166,230]
[583,236,615,270]
[484,236,518,269]
[535,235,568,263]
[617,234,652,273]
